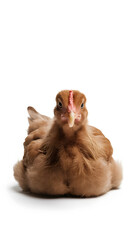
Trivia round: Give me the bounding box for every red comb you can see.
[68,90,74,112]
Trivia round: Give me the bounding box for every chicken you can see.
[14,90,122,197]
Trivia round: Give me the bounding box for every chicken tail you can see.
[27,106,46,122]
[27,106,51,134]
[111,159,123,189]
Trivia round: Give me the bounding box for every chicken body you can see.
[14,90,122,197]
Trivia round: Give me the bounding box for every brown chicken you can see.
[14,90,122,197]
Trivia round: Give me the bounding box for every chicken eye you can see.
[58,101,62,108]
[81,103,84,109]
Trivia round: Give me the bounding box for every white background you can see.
[0,1,135,239]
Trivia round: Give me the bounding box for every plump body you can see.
[14,90,122,197]
[14,121,122,197]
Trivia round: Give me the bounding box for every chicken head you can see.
[54,90,88,130]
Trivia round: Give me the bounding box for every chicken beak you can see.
[68,111,75,128]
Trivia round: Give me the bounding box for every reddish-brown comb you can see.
[68,90,74,112]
